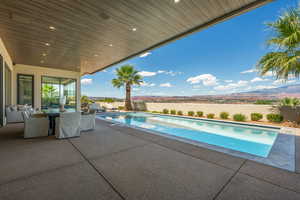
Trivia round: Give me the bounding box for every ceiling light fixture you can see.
[49,26,56,30]
[109,44,113,47]
[45,43,50,46]
[174,0,180,3]
[132,27,137,31]
[42,53,47,56]
[94,54,99,57]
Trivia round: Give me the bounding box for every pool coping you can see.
[97,112,300,172]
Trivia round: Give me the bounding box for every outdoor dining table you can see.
[42,108,76,136]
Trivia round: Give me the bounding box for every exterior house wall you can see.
[13,64,81,111]
[0,37,13,126]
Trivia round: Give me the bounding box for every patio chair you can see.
[80,110,96,132]
[23,112,49,138]
[55,112,81,139]
[6,105,24,123]
[89,103,105,113]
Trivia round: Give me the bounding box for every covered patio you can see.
[1,119,300,199]
[2,0,300,199]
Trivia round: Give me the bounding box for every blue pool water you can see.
[98,112,279,157]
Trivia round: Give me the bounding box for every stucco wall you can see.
[0,37,13,125]
[13,64,81,111]
[97,102,276,121]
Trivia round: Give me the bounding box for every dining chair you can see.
[23,112,49,138]
[55,112,81,139]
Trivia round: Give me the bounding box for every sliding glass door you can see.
[41,76,76,111]
[17,74,34,106]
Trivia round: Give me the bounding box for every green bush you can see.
[118,106,124,110]
[177,110,183,115]
[207,113,215,119]
[187,111,195,116]
[220,112,229,119]
[196,111,203,117]
[233,114,247,122]
[170,109,176,115]
[251,113,263,121]
[152,111,159,114]
[279,97,300,107]
[162,109,169,114]
[266,113,283,123]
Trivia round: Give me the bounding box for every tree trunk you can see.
[125,83,132,111]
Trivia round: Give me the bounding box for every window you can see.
[17,74,34,106]
[41,76,76,111]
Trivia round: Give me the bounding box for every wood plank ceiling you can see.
[0,0,271,74]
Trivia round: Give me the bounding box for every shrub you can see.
[152,111,159,114]
[207,113,215,119]
[233,114,246,122]
[170,109,176,115]
[266,113,283,123]
[177,110,183,115]
[162,109,169,114]
[196,111,203,117]
[187,111,195,116]
[279,97,300,107]
[118,106,124,110]
[220,112,229,119]
[251,113,263,121]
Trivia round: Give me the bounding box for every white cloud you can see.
[133,88,141,91]
[254,85,276,90]
[138,71,157,77]
[214,80,248,91]
[157,70,182,76]
[241,69,258,74]
[186,74,218,86]
[160,82,172,87]
[225,80,233,83]
[140,82,156,87]
[262,71,274,77]
[81,78,93,85]
[250,77,269,83]
[273,79,296,85]
[139,52,151,58]
[237,80,248,86]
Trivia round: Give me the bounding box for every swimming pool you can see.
[98,112,279,157]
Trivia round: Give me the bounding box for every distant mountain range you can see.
[131,84,300,103]
[90,84,300,103]
[242,84,300,96]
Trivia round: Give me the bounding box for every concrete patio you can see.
[1,119,300,200]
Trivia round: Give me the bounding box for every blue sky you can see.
[81,0,300,98]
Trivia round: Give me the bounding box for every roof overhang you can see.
[0,0,272,75]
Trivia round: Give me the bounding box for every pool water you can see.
[98,112,279,157]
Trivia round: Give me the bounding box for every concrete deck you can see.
[0,119,300,200]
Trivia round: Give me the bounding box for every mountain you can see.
[243,84,300,95]
[131,84,300,103]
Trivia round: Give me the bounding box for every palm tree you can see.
[257,7,300,79]
[112,65,143,110]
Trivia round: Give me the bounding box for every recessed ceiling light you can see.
[45,43,50,46]
[132,27,137,31]
[109,44,113,47]
[42,53,47,56]
[174,0,180,3]
[49,26,56,30]
[94,54,99,57]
